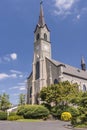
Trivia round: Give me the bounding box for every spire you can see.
[81,56,85,64]
[81,56,86,71]
[38,1,45,27]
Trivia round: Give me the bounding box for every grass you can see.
[75,124,87,128]
[17,119,42,122]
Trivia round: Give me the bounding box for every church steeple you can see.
[38,1,45,27]
[81,56,86,71]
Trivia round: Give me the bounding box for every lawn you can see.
[17,119,43,122]
[75,124,87,128]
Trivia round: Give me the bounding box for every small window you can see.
[83,84,86,92]
[35,61,40,80]
[44,33,47,41]
[36,33,40,40]
[54,79,59,84]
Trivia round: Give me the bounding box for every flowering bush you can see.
[61,112,72,121]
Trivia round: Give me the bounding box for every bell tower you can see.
[32,1,51,104]
[34,1,51,60]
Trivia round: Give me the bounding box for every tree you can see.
[40,81,80,106]
[79,92,87,107]
[19,93,26,105]
[0,93,11,111]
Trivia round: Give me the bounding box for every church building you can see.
[27,2,87,104]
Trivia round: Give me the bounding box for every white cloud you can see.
[10,70,24,78]
[13,93,19,96]
[18,81,26,91]
[18,81,26,86]
[19,74,23,78]
[52,0,87,21]
[11,74,17,78]
[19,86,26,91]
[0,73,9,80]
[55,0,75,10]
[10,70,22,74]
[10,53,17,60]
[77,14,80,20]
[73,7,87,22]
[9,81,26,91]
[54,0,78,16]
[0,73,17,80]
[9,86,19,90]
[0,53,18,63]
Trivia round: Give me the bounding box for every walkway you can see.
[0,120,86,130]
[0,120,71,130]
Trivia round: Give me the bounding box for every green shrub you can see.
[67,106,79,117]
[51,105,79,119]
[9,112,17,116]
[80,114,87,123]
[51,105,63,119]
[7,115,23,121]
[41,103,51,111]
[17,105,28,115]
[78,107,87,115]
[61,112,72,121]
[71,114,87,126]
[17,105,49,119]
[71,116,81,126]
[0,111,7,120]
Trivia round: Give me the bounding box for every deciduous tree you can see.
[40,81,80,106]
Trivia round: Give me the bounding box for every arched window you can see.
[44,33,47,41]
[83,84,86,92]
[35,61,40,80]
[35,93,39,104]
[54,79,59,84]
[30,87,32,98]
[36,33,40,41]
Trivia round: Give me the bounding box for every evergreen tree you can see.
[19,93,26,105]
[0,93,11,111]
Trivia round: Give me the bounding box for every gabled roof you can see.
[46,58,87,80]
[27,72,32,80]
[34,24,50,33]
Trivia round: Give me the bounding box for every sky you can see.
[0,0,87,105]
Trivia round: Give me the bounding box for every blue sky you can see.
[0,0,87,105]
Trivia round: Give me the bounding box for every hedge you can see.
[0,111,7,120]
[17,105,49,119]
[7,115,24,121]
